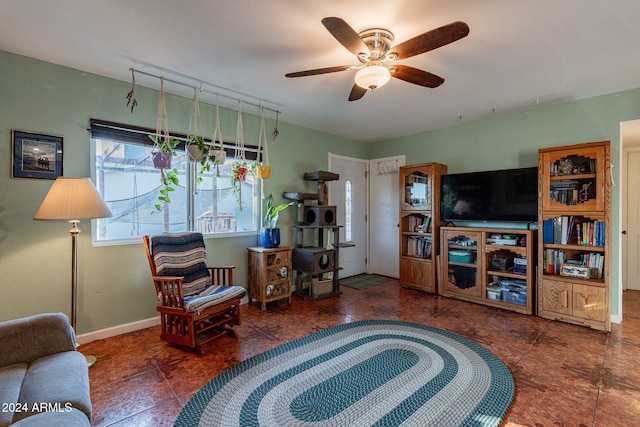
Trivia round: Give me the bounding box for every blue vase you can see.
[260,228,280,248]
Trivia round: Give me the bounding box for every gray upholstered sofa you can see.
[0,313,92,426]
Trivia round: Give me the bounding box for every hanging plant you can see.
[125,68,138,113]
[232,101,248,209]
[150,77,180,213]
[154,167,179,213]
[149,134,179,169]
[272,109,280,141]
[185,87,216,190]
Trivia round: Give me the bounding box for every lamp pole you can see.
[69,220,80,331]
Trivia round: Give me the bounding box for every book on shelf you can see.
[542,216,605,247]
[543,248,605,279]
[407,215,431,233]
[406,235,432,259]
[549,178,595,205]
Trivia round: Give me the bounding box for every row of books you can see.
[549,157,596,176]
[549,187,584,205]
[406,215,431,233]
[406,173,428,184]
[542,216,605,247]
[406,236,432,259]
[543,249,605,279]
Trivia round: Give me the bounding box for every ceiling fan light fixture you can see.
[355,65,391,90]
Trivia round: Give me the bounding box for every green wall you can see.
[2,49,637,332]
[0,51,367,333]
[368,88,640,318]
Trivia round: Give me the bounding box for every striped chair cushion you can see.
[151,232,210,297]
[183,285,246,313]
[150,233,245,313]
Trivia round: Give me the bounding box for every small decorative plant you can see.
[263,194,295,229]
[149,134,181,213]
[187,136,217,186]
[231,161,258,209]
[149,134,180,169]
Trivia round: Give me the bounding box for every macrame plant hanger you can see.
[232,101,247,209]
[153,77,174,230]
[211,95,226,176]
[187,86,203,160]
[187,86,205,193]
[256,106,271,180]
[153,77,171,166]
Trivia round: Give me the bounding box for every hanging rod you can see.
[129,67,282,115]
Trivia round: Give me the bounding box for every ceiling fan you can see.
[285,17,470,101]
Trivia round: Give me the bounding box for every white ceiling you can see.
[2,0,640,142]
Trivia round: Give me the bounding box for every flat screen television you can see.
[441,167,538,223]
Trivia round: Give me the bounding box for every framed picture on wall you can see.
[12,130,63,179]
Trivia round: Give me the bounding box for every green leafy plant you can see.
[231,161,259,208]
[149,133,180,156]
[148,133,181,213]
[263,194,295,228]
[153,167,179,213]
[187,136,215,185]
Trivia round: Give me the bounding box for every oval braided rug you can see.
[175,320,514,427]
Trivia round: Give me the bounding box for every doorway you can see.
[621,119,640,291]
[369,155,406,277]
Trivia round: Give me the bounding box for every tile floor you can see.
[81,282,640,426]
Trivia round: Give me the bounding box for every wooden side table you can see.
[247,246,292,311]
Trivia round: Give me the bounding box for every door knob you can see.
[622,230,627,235]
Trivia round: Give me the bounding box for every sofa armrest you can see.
[0,313,76,368]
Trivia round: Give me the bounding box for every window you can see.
[90,120,259,244]
[345,180,353,242]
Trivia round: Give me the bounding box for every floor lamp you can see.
[34,177,112,366]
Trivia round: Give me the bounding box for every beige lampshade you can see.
[34,177,112,221]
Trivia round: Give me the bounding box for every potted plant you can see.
[260,194,295,248]
[186,135,208,162]
[231,161,258,209]
[187,135,221,188]
[149,134,180,169]
[148,133,181,213]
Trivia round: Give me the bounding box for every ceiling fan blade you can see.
[322,17,369,55]
[348,84,367,101]
[392,65,445,88]
[285,65,352,78]
[392,21,469,60]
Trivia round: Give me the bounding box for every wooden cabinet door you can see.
[541,279,573,316]
[400,259,433,291]
[572,283,605,322]
[401,165,432,211]
[540,145,606,213]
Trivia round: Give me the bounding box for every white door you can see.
[329,154,367,278]
[625,149,640,290]
[369,156,406,277]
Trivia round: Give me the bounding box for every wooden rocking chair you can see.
[143,233,245,354]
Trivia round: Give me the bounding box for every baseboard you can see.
[76,296,250,345]
[76,316,160,345]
